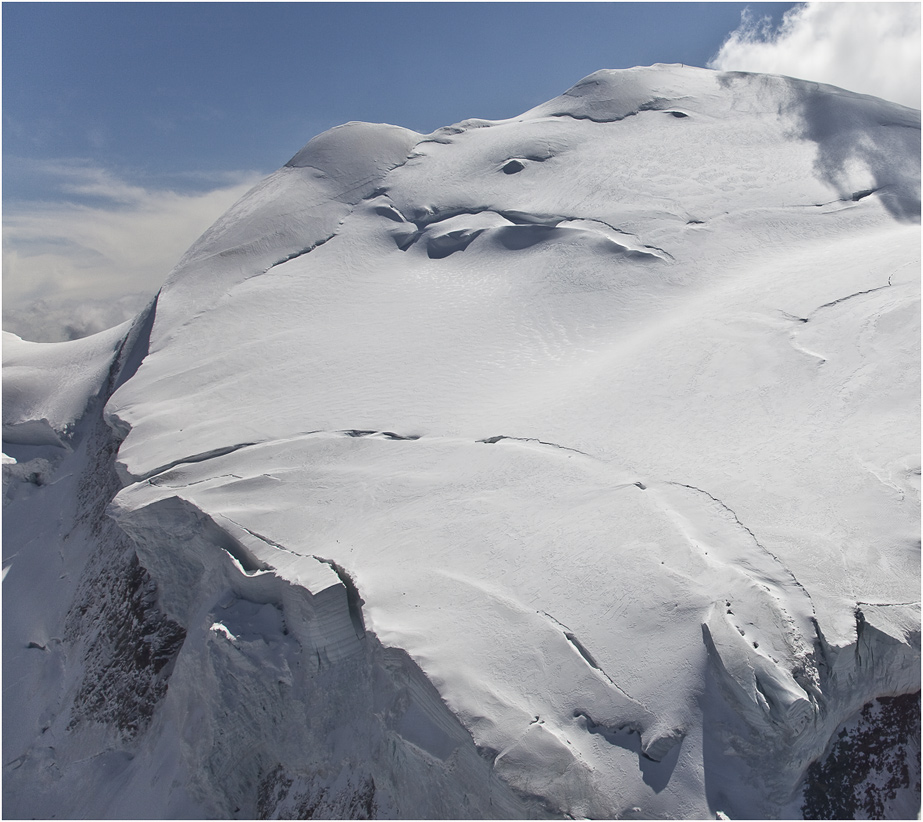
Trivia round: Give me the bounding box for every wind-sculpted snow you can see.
[148,121,422,346]
[2,324,132,448]
[4,65,920,818]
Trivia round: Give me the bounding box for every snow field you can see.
[5,64,919,818]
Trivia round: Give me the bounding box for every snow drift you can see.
[3,64,920,819]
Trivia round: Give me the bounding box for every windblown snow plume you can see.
[709,2,921,109]
[3,65,920,819]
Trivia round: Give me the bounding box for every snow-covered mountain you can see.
[3,64,920,819]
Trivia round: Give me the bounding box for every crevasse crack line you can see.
[261,235,335,275]
[137,442,260,483]
[539,610,645,707]
[477,435,595,459]
[223,516,299,557]
[133,428,419,485]
[781,274,895,328]
[855,600,921,607]
[149,472,243,490]
[812,283,892,314]
[666,481,815,611]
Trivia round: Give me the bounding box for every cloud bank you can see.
[3,163,261,341]
[709,2,921,110]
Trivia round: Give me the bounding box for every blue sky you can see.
[3,2,919,341]
[3,2,796,199]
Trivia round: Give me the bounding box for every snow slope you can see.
[2,323,133,447]
[4,65,920,819]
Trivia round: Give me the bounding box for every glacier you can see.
[3,64,920,819]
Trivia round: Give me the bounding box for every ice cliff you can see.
[3,64,920,819]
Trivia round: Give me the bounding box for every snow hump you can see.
[284,121,422,181]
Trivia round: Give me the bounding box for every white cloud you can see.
[3,164,262,341]
[709,2,921,109]
[2,294,155,343]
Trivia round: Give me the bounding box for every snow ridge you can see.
[665,480,815,610]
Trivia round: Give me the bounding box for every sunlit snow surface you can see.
[4,66,920,818]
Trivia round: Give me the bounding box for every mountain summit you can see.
[4,65,920,819]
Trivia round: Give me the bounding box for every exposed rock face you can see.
[802,692,921,820]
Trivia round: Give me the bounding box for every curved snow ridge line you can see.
[170,129,427,289]
[236,165,421,281]
[539,610,646,709]
[250,131,435,276]
[782,275,898,365]
[778,311,828,365]
[564,216,674,260]
[476,436,648,488]
[646,480,820,701]
[666,481,815,613]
